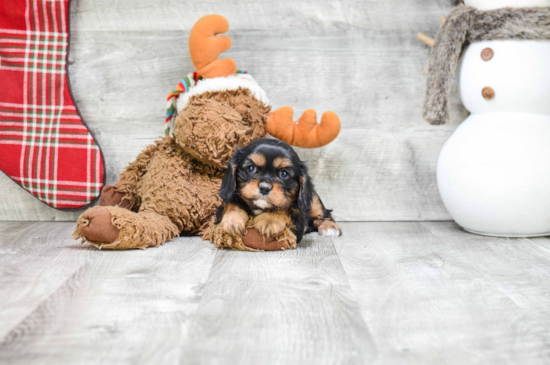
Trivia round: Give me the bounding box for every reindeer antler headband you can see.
[167,15,341,148]
[189,14,237,78]
[423,5,550,125]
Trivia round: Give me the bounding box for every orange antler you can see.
[189,15,236,79]
[266,107,341,148]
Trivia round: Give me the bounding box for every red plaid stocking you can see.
[0,0,105,209]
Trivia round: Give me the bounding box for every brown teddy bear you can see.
[72,15,341,251]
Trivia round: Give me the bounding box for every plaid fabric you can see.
[0,0,105,209]
[164,70,249,135]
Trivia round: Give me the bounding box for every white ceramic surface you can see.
[438,113,550,237]
[464,0,550,10]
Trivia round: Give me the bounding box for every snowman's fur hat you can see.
[423,6,550,124]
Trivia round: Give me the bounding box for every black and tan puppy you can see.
[216,138,341,243]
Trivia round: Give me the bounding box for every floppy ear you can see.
[297,161,314,214]
[219,162,237,202]
[219,150,241,202]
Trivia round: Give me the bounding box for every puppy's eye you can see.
[247,165,257,174]
[279,170,289,180]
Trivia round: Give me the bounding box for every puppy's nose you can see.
[259,182,272,195]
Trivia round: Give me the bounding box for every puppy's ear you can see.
[297,161,314,214]
[219,149,241,202]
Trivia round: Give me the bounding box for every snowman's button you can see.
[481,48,494,61]
[482,87,495,100]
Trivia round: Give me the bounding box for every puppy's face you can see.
[220,139,304,214]
[239,150,300,213]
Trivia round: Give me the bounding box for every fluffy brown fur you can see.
[423,6,550,125]
[73,88,277,250]
[73,205,179,250]
[174,88,269,170]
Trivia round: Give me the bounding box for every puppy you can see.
[215,138,342,243]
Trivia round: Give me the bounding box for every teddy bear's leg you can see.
[73,206,179,250]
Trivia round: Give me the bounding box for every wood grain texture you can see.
[3,221,550,364]
[0,222,89,340]
[0,222,216,365]
[0,0,466,221]
[69,0,452,32]
[333,222,550,365]
[182,233,377,365]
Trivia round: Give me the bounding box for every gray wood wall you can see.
[0,0,468,221]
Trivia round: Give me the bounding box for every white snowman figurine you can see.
[422,0,550,236]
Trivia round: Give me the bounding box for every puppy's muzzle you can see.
[259,182,272,196]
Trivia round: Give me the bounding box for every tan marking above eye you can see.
[250,153,266,167]
[273,157,292,169]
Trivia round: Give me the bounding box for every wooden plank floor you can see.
[1,222,550,364]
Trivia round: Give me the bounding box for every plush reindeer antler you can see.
[266,107,341,148]
[189,15,236,78]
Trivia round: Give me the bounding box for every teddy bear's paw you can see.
[253,211,291,237]
[318,219,342,237]
[77,207,120,243]
[242,228,288,251]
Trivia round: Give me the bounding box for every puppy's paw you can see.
[253,211,291,237]
[219,205,248,236]
[318,219,342,237]
[219,218,246,236]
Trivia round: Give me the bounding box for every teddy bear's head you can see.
[169,14,342,170]
[173,76,271,170]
